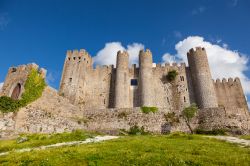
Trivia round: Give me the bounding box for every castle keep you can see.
[59,47,248,111]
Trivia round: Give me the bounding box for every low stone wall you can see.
[0,87,249,138]
[81,108,192,134]
[198,108,250,134]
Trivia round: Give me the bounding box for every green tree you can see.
[182,103,198,134]
[167,70,178,81]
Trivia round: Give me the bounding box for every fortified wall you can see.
[214,78,248,110]
[0,47,249,138]
[0,63,46,100]
[59,49,194,110]
[59,47,248,111]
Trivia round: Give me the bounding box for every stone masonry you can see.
[0,63,46,100]
[0,47,249,138]
[59,47,248,111]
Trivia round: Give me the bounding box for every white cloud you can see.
[162,53,178,64]
[162,36,250,96]
[93,42,144,66]
[127,43,144,65]
[0,82,3,93]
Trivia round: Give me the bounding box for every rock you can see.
[16,136,28,144]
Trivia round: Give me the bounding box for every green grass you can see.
[240,135,250,140]
[0,130,95,153]
[0,133,249,166]
[140,106,158,114]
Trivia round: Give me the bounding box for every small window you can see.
[78,57,81,60]
[184,96,186,102]
[11,68,17,73]
[68,57,71,60]
[69,78,72,83]
[73,57,76,60]
[180,76,184,81]
[131,79,138,86]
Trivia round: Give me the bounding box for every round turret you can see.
[114,51,130,108]
[187,47,218,108]
[139,49,153,106]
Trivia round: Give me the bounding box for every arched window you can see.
[11,83,21,100]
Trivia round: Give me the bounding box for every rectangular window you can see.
[131,79,138,86]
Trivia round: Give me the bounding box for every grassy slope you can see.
[240,135,250,140]
[0,134,249,166]
[0,130,95,153]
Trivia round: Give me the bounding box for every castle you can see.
[58,47,248,111]
[0,46,249,136]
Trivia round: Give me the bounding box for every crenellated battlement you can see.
[58,46,248,111]
[153,62,186,71]
[117,50,128,57]
[7,63,46,79]
[187,47,206,56]
[214,77,241,85]
[66,49,92,62]
[139,49,152,57]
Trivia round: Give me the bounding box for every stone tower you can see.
[59,49,92,104]
[139,49,153,107]
[0,63,46,100]
[114,51,130,108]
[187,47,218,108]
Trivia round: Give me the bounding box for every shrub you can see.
[182,103,198,134]
[0,96,21,113]
[140,106,158,114]
[167,70,178,81]
[0,69,46,113]
[128,125,148,135]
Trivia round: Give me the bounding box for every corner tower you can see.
[187,47,218,108]
[114,51,130,108]
[139,49,153,107]
[59,49,92,104]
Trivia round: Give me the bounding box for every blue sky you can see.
[0,0,250,96]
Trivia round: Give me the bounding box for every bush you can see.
[128,125,148,135]
[195,129,227,135]
[140,106,158,114]
[167,70,178,81]
[182,103,198,134]
[0,96,22,113]
[0,69,46,113]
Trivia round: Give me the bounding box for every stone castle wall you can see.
[58,47,248,111]
[0,63,46,99]
[214,78,248,110]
